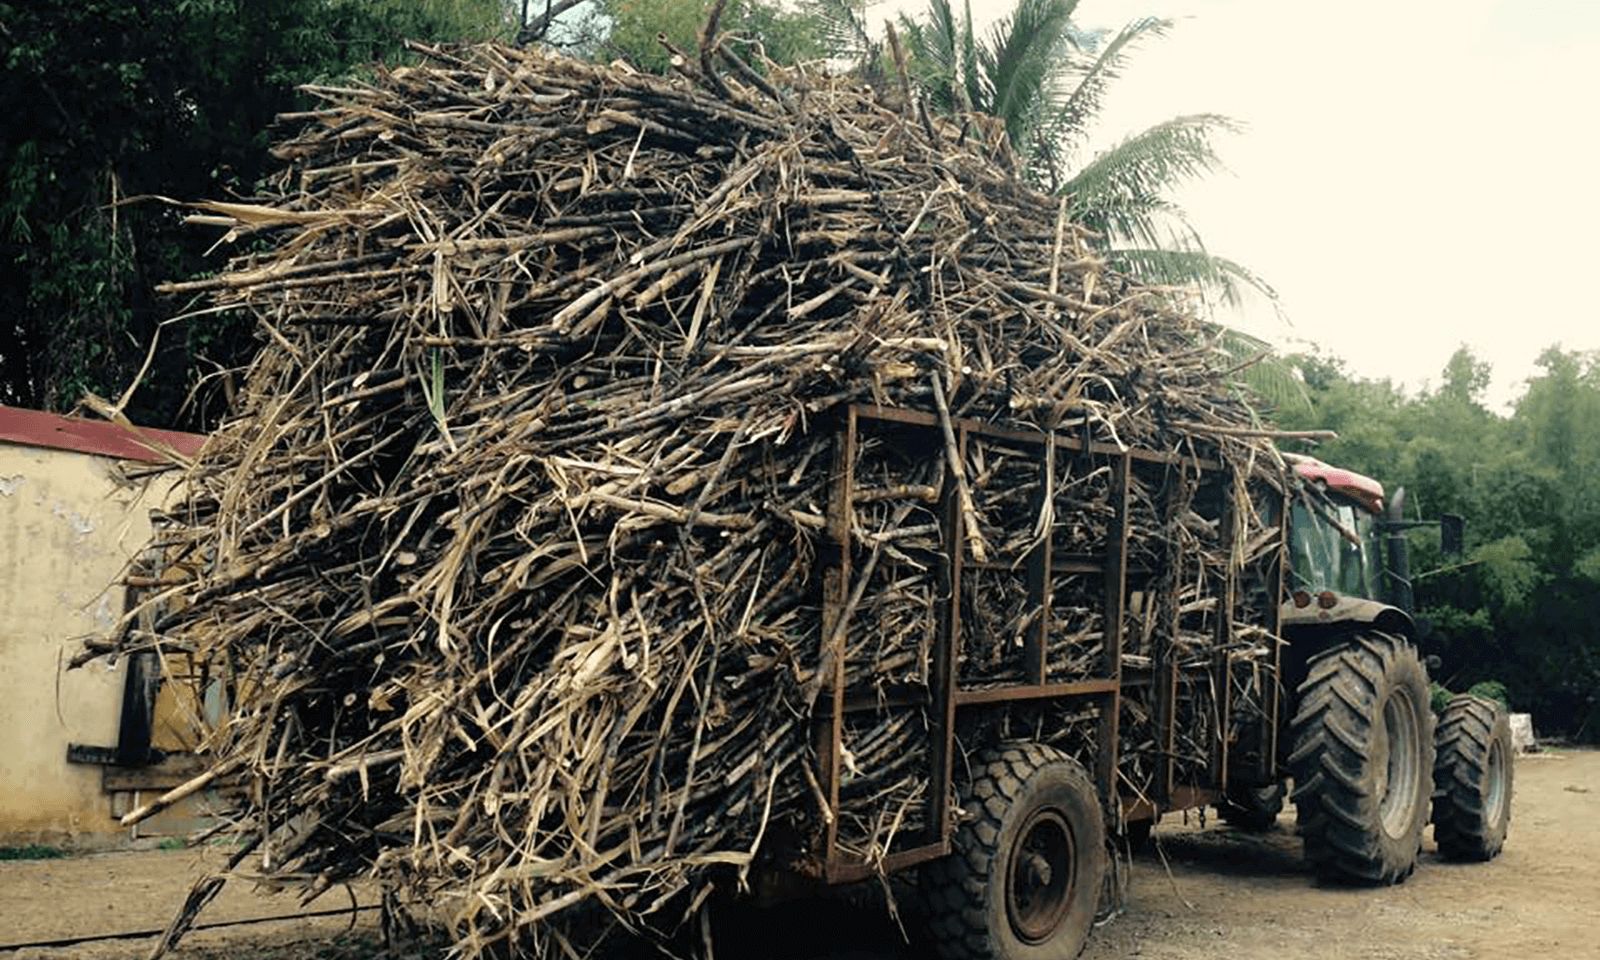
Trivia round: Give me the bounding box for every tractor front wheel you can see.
[1289,632,1434,884]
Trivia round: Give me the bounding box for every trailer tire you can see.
[921,743,1104,960]
[1289,632,1433,884]
[1217,783,1285,832]
[1432,695,1513,861]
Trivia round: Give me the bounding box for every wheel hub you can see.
[1006,808,1075,944]
[1487,737,1509,827]
[1378,687,1422,839]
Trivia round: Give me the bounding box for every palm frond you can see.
[959,0,982,112]
[1065,22,1105,52]
[803,0,875,61]
[1047,17,1170,162]
[1066,188,1185,251]
[1064,114,1238,229]
[1108,246,1276,309]
[1207,324,1310,413]
[975,0,1078,145]
[902,0,963,111]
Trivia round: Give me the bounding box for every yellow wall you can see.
[0,443,182,844]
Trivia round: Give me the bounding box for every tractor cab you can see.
[1284,454,1393,606]
[1279,453,1463,635]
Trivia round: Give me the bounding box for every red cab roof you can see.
[1283,452,1385,515]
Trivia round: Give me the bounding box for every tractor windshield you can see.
[1289,496,1388,601]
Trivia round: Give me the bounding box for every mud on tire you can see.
[1432,694,1514,861]
[920,743,1104,960]
[1289,632,1434,884]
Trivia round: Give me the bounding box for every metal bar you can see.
[1267,487,1289,780]
[1098,453,1130,813]
[824,840,951,884]
[928,425,969,849]
[847,404,1222,470]
[1024,439,1053,684]
[1120,784,1221,823]
[954,678,1119,707]
[1159,468,1183,803]
[1212,472,1237,795]
[817,408,857,868]
[823,682,932,714]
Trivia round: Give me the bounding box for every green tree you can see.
[564,0,825,73]
[1278,345,1600,740]
[0,0,506,429]
[886,0,1267,306]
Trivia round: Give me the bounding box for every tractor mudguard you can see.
[1279,595,1416,638]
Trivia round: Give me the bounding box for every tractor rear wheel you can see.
[1432,694,1514,861]
[1217,782,1285,832]
[1289,632,1434,884]
[921,743,1104,960]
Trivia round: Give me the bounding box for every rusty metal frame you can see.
[815,405,856,872]
[811,404,1263,882]
[1212,470,1238,796]
[1265,487,1290,780]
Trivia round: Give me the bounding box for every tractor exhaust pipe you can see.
[1384,487,1416,616]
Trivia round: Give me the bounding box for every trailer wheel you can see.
[1289,632,1434,884]
[921,743,1104,960]
[1432,694,1514,861]
[1217,782,1285,832]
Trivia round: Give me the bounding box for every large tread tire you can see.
[1288,632,1434,884]
[1217,782,1286,832]
[1432,695,1514,861]
[921,743,1105,960]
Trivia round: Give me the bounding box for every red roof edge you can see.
[0,405,207,464]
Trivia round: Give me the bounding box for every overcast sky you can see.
[874,0,1600,408]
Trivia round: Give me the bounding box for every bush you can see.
[1466,680,1511,708]
[0,844,66,861]
[1430,682,1454,715]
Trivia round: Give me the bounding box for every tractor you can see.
[1217,453,1515,881]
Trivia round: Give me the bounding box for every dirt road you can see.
[3,749,1595,959]
[1081,748,1596,960]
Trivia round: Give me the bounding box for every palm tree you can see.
[867,0,1301,410]
[887,0,1267,302]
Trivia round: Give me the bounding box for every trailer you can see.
[778,403,1510,960]
[764,403,1282,958]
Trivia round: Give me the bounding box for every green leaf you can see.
[1044,17,1169,169]
[1064,114,1238,241]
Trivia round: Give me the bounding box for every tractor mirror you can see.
[1441,513,1465,556]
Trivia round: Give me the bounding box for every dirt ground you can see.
[3,749,1595,959]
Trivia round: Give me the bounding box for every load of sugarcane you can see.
[88,24,1293,959]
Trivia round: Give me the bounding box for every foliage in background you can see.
[1466,680,1511,709]
[557,0,825,72]
[886,0,1269,310]
[0,0,506,430]
[1276,345,1600,740]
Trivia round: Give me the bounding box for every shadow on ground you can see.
[1145,823,1309,881]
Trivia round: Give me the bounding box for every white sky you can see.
[873,0,1600,408]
